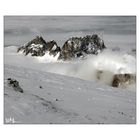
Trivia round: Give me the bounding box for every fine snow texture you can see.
[4,64,136,124]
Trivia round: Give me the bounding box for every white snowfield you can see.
[4,64,136,124]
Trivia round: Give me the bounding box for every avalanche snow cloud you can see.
[5,45,136,90]
[4,44,136,124]
[4,16,136,124]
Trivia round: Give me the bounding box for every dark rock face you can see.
[46,40,61,56]
[59,34,106,60]
[112,74,136,87]
[17,34,106,60]
[7,78,23,93]
[17,36,61,57]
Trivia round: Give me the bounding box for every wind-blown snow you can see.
[5,46,136,90]
[4,16,136,124]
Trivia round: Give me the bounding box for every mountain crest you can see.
[17,36,61,57]
[17,34,106,59]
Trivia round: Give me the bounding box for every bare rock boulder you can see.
[112,74,136,88]
[7,78,24,93]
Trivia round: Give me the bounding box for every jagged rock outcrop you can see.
[17,36,61,57]
[7,78,23,93]
[59,34,106,60]
[17,34,106,60]
[112,74,136,88]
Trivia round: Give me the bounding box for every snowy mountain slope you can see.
[4,64,136,124]
[4,46,136,91]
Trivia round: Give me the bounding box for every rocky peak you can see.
[17,36,61,57]
[59,34,106,60]
[17,34,106,60]
[27,36,47,46]
[46,40,61,56]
